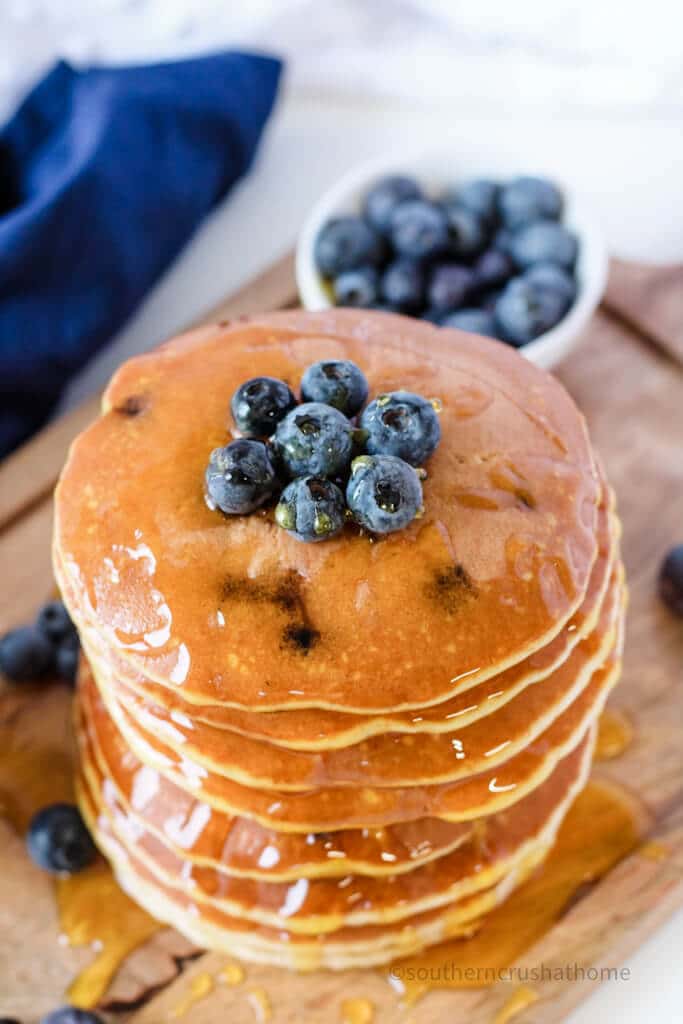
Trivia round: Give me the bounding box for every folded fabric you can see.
[0,53,282,458]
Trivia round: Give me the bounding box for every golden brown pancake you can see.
[76,731,591,969]
[75,680,473,881]
[56,489,617,750]
[92,567,621,791]
[78,593,623,832]
[54,310,601,712]
[79,721,592,932]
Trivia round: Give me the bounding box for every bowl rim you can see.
[295,150,609,369]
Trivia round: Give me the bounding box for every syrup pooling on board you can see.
[57,861,161,1008]
[595,708,634,760]
[0,684,162,1009]
[54,311,601,712]
[386,780,644,1004]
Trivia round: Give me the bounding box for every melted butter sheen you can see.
[57,861,161,1008]
[387,781,642,1005]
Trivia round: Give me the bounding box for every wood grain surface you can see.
[0,257,681,1023]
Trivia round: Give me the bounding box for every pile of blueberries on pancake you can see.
[314,174,579,345]
[205,363,441,541]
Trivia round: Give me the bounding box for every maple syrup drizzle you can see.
[340,997,374,1024]
[595,709,634,760]
[639,840,670,862]
[57,860,161,1008]
[247,986,272,1022]
[171,971,215,1018]
[493,985,539,1023]
[220,961,246,986]
[387,780,643,1005]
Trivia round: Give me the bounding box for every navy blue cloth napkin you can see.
[0,53,282,457]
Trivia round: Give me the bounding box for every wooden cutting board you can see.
[0,255,682,1024]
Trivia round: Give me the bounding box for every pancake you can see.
[91,566,621,791]
[78,720,592,932]
[54,310,601,713]
[75,683,474,881]
[78,591,623,832]
[76,728,591,969]
[56,491,618,750]
[55,307,625,969]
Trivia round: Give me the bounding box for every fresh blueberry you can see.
[56,632,80,686]
[492,227,514,254]
[333,266,379,308]
[443,204,487,258]
[380,259,425,311]
[363,175,422,234]
[314,216,384,277]
[473,248,514,291]
[498,176,563,228]
[230,376,296,438]
[40,1009,104,1024]
[389,200,450,260]
[205,440,278,515]
[427,264,474,312]
[509,221,578,271]
[360,392,441,466]
[275,477,346,543]
[36,601,74,643]
[27,804,97,875]
[523,262,577,305]
[0,626,54,683]
[440,309,498,338]
[446,179,499,226]
[300,360,369,417]
[273,402,354,479]
[346,455,423,535]
[659,545,683,616]
[478,288,504,313]
[494,278,567,346]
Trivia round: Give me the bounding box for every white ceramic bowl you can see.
[296,152,608,370]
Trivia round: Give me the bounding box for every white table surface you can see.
[53,92,683,1024]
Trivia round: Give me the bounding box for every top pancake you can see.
[54,310,600,712]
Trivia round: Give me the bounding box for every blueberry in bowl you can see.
[363,175,422,234]
[298,155,608,368]
[314,216,385,277]
[498,176,563,229]
[494,278,569,347]
[440,309,498,338]
[389,200,450,260]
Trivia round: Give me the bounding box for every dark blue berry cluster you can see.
[314,174,579,346]
[205,361,442,541]
[0,600,79,686]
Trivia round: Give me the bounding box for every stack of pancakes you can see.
[53,310,625,969]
